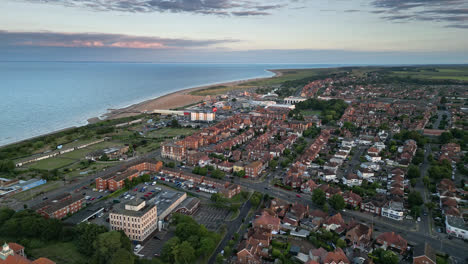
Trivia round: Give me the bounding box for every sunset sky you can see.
[1,0,467,63]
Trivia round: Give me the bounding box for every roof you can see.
[376,232,407,248]
[42,195,84,215]
[7,243,23,253]
[413,243,436,264]
[324,248,350,264]
[32,258,55,264]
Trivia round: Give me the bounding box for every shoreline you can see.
[91,69,283,122]
[0,69,283,148]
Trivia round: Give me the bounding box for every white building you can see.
[446,215,468,240]
[191,112,215,122]
[381,201,404,221]
[357,169,374,179]
[284,96,307,105]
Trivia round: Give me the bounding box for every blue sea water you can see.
[0,62,342,146]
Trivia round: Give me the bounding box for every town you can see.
[0,66,467,264]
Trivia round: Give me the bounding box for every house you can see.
[161,142,186,161]
[323,213,345,233]
[253,211,281,232]
[343,191,362,207]
[357,168,374,179]
[445,215,468,240]
[321,170,337,182]
[245,161,263,178]
[324,248,350,264]
[343,173,362,187]
[217,160,234,172]
[0,243,55,264]
[301,180,318,194]
[381,199,404,220]
[361,194,387,215]
[375,232,408,253]
[345,223,372,250]
[413,243,436,264]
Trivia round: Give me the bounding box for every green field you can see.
[29,242,86,264]
[28,157,77,170]
[301,110,322,116]
[387,66,468,81]
[146,127,197,139]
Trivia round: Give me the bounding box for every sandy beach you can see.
[94,69,283,121]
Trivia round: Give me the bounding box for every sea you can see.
[0,62,343,146]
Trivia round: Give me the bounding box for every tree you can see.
[173,241,196,264]
[93,231,128,264]
[250,192,263,207]
[161,237,180,263]
[425,202,436,211]
[167,161,176,168]
[329,194,345,210]
[269,160,278,170]
[371,248,399,264]
[75,223,108,256]
[0,160,15,173]
[408,191,423,207]
[407,165,421,179]
[410,205,421,218]
[141,174,151,183]
[170,119,181,128]
[211,169,225,179]
[312,189,326,206]
[110,248,134,264]
[423,176,430,187]
[336,239,346,248]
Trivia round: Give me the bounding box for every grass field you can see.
[28,157,77,170]
[387,66,468,81]
[301,110,322,116]
[146,127,197,139]
[29,242,86,264]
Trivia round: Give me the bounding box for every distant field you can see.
[190,68,341,96]
[387,66,468,81]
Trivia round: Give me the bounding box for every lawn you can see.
[29,242,86,264]
[28,157,77,170]
[146,127,197,139]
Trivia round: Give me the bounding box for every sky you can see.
[1,0,467,63]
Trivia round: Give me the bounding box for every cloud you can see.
[0,30,239,49]
[370,0,468,29]
[24,0,292,16]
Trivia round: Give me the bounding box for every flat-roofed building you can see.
[191,112,215,122]
[33,193,84,220]
[109,199,158,242]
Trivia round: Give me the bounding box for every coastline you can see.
[0,69,282,148]
[91,69,283,122]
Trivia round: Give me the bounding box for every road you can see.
[208,200,252,264]
[233,177,468,262]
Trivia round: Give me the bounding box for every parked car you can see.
[296,194,301,198]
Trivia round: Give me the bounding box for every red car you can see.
[296,194,301,198]
[133,188,138,191]
[90,197,96,201]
